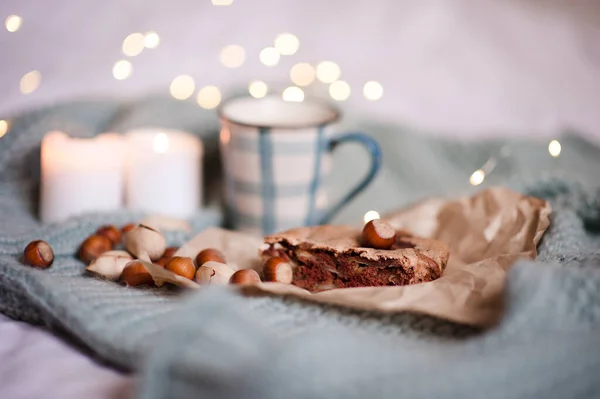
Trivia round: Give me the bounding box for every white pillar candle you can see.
[40,131,126,223]
[125,129,203,218]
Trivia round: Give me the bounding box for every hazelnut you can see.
[23,240,54,268]
[86,250,133,281]
[124,224,166,261]
[195,248,226,267]
[229,269,261,285]
[156,246,179,267]
[79,235,112,264]
[121,223,136,234]
[96,225,122,246]
[165,256,196,280]
[361,219,396,250]
[120,260,154,287]
[262,257,293,284]
[195,261,234,286]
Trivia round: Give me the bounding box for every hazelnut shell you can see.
[165,256,196,280]
[262,257,293,284]
[195,248,226,267]
[95,225,122,246]
[124,224,166,261]
[23,240,54,269]
[230,269,261,285]
[121,260,154,286]
[195,261,234,286]
[79,235,112,264]
[361,219,397,250]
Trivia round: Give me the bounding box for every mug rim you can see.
[217,95,341,130]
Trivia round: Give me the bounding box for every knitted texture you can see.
[1,98,600,398]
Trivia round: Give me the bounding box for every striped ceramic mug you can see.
[218,96,381,236]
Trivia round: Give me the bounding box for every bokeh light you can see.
[144,31,160,49]
[282,86,304,102]
[112,61,132,80]
[211,0,234,4]
[259,47,280,67]
[122,33,145,57]
[363,210,380,224]
[20,71,41,94]
[196,86,222,109]
[469,170,485,186]
[548,140,562,157]
[5,15,22,32]
[290,63,316,87]
[220,45,246,68]
[170,75,196,100]
[0,120,9,139]
[316,61,341,83]
[274,33,300,55]
[248,81,268,98]
[329,81,351,101]
[363,81,383,100]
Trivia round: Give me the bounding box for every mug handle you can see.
[316,132,382,225]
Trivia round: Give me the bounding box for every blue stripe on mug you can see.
[230,132,314,154]
[258,127,275,235]
[232,179,310,197]
[305,124,325,225]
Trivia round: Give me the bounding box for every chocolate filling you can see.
[264,242,438,293]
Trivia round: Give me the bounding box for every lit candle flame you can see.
[153,133,169,153]
[363,210,380,224]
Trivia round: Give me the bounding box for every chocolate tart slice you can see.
[261,225,449,292]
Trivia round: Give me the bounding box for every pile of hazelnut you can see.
[22,223,294,288]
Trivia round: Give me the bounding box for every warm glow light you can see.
[112,60,132,80]
[220,128,230,145]
[122,33,145,56]
[290,63,315,87]
[5,15,22,32]
[211,0,233,4]
[282,86,304,102]
[363,81,383,100]
[329,80,351,101]
[259,47,280,67]
[248,80,268,98]
[196,86,222,109]
[143,31,160,49]
[220,45,245,68]
[153,133,169,153]
[363,210,380,224]
[274,33,300,55]
[548,140,562,157]
[470,170,485,186]
[169,75,195,100]
[316,61,341,83]
[20,71,41,94]
[0,120,8,138]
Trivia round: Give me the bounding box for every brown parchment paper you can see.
[155,187,551,327]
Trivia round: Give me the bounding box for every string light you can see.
[122,33,145,57]
[112,60,132,80]
[290,63,315,86]
[248,80,268,98]
[274,33,300,55]
[316,61,341,83]
[220,45,245,68]
[5,15,22,32]
[169,75,195,100]
[548,140,561,157]
[20,71,41,94]
[469,169,485,186]
[363,210,380,224]
[211,0,234,4]
[259,47,280,67]
[196,86,222,109]
[329,80,350,101]
[363,81,383,100]
[282,86,304,102]
[144,31,160,49]
[0,120,8,138]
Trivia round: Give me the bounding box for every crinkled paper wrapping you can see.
[148,187,551,327]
